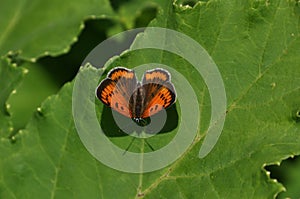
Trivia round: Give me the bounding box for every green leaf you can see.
[0,58,25,138]
[1,0,300,198]
[0,0,114,60]
[139,0,299,197]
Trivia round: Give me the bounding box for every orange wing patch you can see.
[108,67,135,81]
[142,68,170,84]
[141,74,176,118]
[96,79,132,117]
[96,67,138,118]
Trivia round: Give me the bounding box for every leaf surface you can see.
[0,58,25,138]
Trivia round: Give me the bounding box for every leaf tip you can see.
[7,50,14,55]
[271,178,278,183]
[274,161,281,166]
[80,62,98,71]
[90,15,97,19]
[22,68,29,74]
[36,107,44,117]
[178,4,193,10]
[9,126,14,133]
[6,103,11,110]
[270,82,276,89]
[63,47,70,54]
[10,135,16,142]
[265,170,271,177]
[29,57,37,62]
[72,37,78,43]
[79,22,85,30]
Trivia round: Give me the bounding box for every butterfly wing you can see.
[140,68,176,118]
[108,67,136,82]
[142,68,170,83]
[96,67,137,118]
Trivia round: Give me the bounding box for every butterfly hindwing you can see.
[96,67,138,118]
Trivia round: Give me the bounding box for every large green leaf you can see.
[0,0,114,60]
[0,58,25,138]
[1,0,299,198]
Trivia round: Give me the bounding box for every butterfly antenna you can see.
[144,139,155,151]
[123,137,136,155]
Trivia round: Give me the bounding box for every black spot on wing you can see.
[162,82,176,108]
[96,79,115,106]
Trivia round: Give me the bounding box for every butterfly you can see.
[95,67,176,125]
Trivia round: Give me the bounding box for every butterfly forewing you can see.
[140,69,176,118]
[96,67,138,118]
[108,67,136,82]
[142,68,170,85]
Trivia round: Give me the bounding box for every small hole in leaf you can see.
[293,109,300,122]
[296,110,300,118]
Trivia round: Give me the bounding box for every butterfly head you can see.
[132,117,149,127]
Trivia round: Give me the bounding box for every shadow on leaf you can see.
[100,104,178,137]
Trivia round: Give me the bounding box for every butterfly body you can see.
[129,85,145,119]
[96,67,176,123]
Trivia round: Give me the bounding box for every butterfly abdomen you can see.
[129,85,145,119]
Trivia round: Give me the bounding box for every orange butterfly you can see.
[96,67,176,124]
